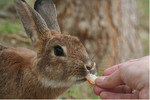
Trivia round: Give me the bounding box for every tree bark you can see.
[53,0,143,72]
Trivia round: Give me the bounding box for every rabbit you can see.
[0,0,96,99]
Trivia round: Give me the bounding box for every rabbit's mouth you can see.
[77,78,86,82]
[69,76,87,83]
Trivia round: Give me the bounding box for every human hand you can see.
[93,56,149,99]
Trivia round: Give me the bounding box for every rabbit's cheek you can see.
[38,75,74,88]
[46,66,65,78]
[68,67,88,82]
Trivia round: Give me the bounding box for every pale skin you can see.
[93,56,149,99]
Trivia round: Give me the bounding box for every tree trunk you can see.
[53,0,143,72]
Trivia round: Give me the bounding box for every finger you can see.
[108,85,132,93]
[95,76,106,87]
[102,59,135,76]
[94,85,132,94]
[100,91,139,99]
[96,70,124,88]
[103,64,121,76]
[93,86,105,95]
[139,87,149,99]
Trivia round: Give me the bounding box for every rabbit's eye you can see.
[54,45,64,56]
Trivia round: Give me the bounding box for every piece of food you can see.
[86,74,97,85]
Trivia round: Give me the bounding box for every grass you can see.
[139,32,149,56]
[0,0,13,9]
[64,84,100,99]
[0,20,20,34]
[137,0,149,56]
[137,0,149,30]
[65,85,83,98]
[137,0,149,14]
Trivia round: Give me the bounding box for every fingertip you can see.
[103,65,121,76]
[93,86,103,95]
[100,91,139,99]
[102,70,109,76]
[100,91,108,99]
[95,77,105,86]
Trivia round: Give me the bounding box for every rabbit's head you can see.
[14,0,96,88]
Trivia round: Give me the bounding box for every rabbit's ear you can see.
[34,0,61,33]
[14,0,51,46]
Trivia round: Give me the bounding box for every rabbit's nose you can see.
[86,65,92,70]
[84,62,96,71]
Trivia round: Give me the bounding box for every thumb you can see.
[95,70,124,88]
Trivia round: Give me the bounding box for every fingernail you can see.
[95,76,105,86]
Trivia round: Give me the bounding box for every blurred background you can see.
[0,0,149,99]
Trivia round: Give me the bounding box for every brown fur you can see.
[0,0,96,98]
[0,47,69,98]
[0,34,95,98]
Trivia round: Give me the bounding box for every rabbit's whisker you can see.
[91,54,96,61]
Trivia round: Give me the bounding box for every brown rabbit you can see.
[0,0,96,99]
